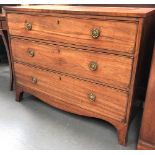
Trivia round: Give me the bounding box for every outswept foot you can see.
[117,124,128,145]
[16,86,24,102]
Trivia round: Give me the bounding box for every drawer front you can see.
[14,63,128,122]
[11,38,133,89]
[8,13,138,54]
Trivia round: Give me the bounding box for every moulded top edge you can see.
[3,5,155,18]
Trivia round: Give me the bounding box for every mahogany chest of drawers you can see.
[4,5,155,145]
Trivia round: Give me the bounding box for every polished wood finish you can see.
[137,42,155,150]
[5,5,155,146]
[0,14,13,90]
[7,13,138,54]
[15,62,128,122]
[11,38,133,90]
[4,5,155,17]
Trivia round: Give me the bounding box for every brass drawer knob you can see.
[88,93,96,102]
[88,61,98,71]
[25,22,32,31]
[27,49,35,57]
[91,28,100,39]
[31,77,37,84]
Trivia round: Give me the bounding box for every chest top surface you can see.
[4,5,155,18]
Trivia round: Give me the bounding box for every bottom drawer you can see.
[14,62,128,122]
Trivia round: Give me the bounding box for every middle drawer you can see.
[11,38,133,89]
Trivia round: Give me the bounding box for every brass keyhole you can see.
[57,48,60,53]
[57,20,60,24]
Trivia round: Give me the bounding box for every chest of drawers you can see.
[4,5,155,145]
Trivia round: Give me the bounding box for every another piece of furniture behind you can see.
[0,14,13,90]
[137,41,155,150]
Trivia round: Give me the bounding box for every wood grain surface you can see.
[4,5,155,17]
[5,5,155,146]
[14,62,128,122]
[7,13,138,53]
[11,38,133,90]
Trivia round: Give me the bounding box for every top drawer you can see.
[7,13,138,54]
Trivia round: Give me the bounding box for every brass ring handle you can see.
[25,22,32,31]
[91,28,100,39]
[88,93,96,102]
[31,77,37,84]
[27,49,35,57]
[88,61,98,71]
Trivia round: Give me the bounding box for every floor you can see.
[0,63,142,150]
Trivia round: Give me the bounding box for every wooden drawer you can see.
[8,13,138,54]
[11,38,133,89]
[14,62,128,122]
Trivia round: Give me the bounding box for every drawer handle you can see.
[88,93,96,102]
[91,28,100,39]
[27,49,35,57]
[25,22,32,31]
[88,61,98,71]
[31,77,37,84]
